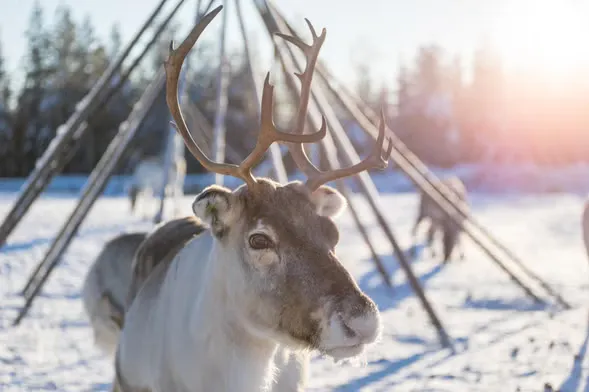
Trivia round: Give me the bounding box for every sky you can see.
[1,0,588,93]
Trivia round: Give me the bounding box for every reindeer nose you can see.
[342,295,381,344]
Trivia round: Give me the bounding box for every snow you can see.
[1,175,589,391]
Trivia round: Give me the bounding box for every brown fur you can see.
[126,216,207,308]
[116,180,380,391]
[222,179,376,348]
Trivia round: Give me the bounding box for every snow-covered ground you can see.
[1,187,589,391]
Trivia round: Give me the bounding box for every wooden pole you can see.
[154,0,216,223]
[211,0,231,186]
[15,71,166,325]
[234,0,288,183]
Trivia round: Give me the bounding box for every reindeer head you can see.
[165,6,391,360]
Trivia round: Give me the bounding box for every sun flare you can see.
[490,0,589,79]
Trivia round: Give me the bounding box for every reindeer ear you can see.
[310,185,347,218]
[193,185,241,237]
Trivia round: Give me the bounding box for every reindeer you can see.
[113,7,391,392]
[82,229,309,391]
[411,176,468,263]
[127,154,186,219]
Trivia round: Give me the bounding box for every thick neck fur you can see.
[164,232,279,392]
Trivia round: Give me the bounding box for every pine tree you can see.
[76,15,107,171]
[0,37,9,105]
[0,36,13,176]
[354,62,373,109]
[396,64,411,116]
[414,45,444,104]
[108,24,122,60]
[402,44,455,166]
[0,37,10,113]
[11,0,51,176]
[78,16,109,84]
[468,41,505,162]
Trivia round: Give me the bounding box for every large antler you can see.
[165,6,325,189]
[166,8,390,192]
[275,20,392,191]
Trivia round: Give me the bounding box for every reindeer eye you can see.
[249,233,274,250]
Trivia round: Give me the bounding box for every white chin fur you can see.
[322,343,365,361]
[316,315,364,360]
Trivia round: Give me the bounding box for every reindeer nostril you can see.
[339,316,358,339]
[341,305,381,344]
[334,295,381,344]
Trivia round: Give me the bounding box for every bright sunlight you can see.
[490,0,589,79]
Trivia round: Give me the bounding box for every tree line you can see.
[357,43,589,167]
[0,2,266,178]
[1,3,588,178]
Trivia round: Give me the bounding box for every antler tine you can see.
[164,6,247,183]
[273,20,329,179]
[238,74,327,178]
[304,18,320,40]
[259,74,327,144]
[275,20,326,135]
[305,110,393,191]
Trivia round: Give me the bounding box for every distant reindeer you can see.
[127,154,186,219]
[82,229,309,391]
[582,198,589,265]
[113,7,390,392]
[412,176,469,263]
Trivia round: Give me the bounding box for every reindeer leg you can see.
[457,234,465,261]
[173,193,182,218]
[143,189,153,220]
[426,223,436,259]
[410,214,425,257]
[411,214,423,238]
[173,175,185,218]
[442,224,460,264]
[170,182,178,217]
[134,191,143,220]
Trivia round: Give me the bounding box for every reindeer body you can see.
[83,222,310,392]
[116,225,276,392]
[412,176,468,262]
[115,182,381,392]
[128,155,186,218]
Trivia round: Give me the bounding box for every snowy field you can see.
[1,187,589,391]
